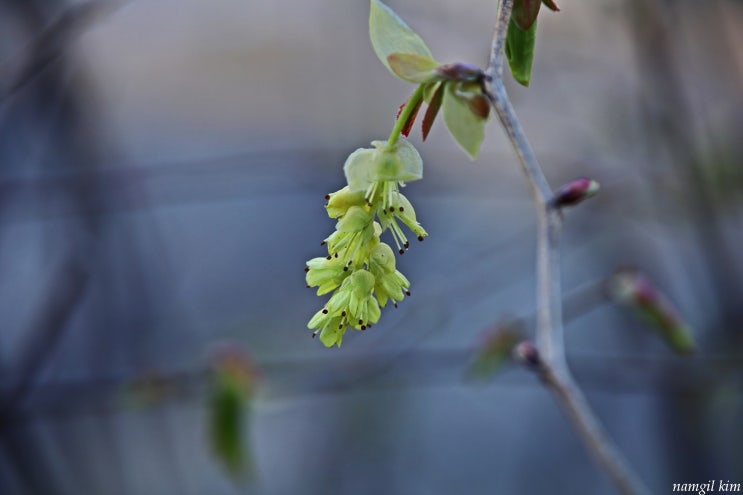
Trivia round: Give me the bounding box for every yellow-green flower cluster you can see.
[305,138,428,347]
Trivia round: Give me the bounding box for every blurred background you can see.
[0,0,742,493]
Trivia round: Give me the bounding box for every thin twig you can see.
[482,2,650,494]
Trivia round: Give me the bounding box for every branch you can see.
[482,2,650,494]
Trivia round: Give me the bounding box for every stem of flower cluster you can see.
[386,83,425,148]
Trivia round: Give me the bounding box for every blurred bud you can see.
[551,177,600,208]
[435,62,485,83]
[606,269,696,356]
[512,0,542,31]
[467,322,522,380]
[541,0,560,12]
[513,340,542,368]
[209,343,260,478]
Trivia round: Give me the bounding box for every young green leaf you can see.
[442,83,486,159]
[387,53,439,83]
[370,0,435,77]
[505,18,537,87]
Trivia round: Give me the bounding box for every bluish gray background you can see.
[0,0,742,493]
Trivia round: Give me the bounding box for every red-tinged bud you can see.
[468,323,522,380]
[542,0,560,12]
[435,62,485,83]
[512,0,541,31]
[467,94,491,119]
[513,340,541,368]
[551,177,600,208]
[606,269,696,356]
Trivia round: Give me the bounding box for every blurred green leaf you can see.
[370,0,435,78]
[442,83,487,159]
[208,350,259,478]
[387,53,439,83]
[607,269,697,356]
[467,325,522,380]
[505,18,537,87]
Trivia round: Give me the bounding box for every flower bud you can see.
[551,177,600,208]
[512,0,541,31]
[513,340,541,368]
[325,186,367,218]
[434,62,485,83]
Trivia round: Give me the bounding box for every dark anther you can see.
[361,325,366,330]
[312,333,316,339]
[418,235,424,242]
[341,311,346,317]
[326,255,332,260]
[406,290,411,296]
[358,319,363,325]
[304,267,309,272]
[394,303,398,308]
[343,267,348,271]
[324,194,330,200]
[399,249,405,254]
[399,207,404,212]
[306,285,311,288]
[334,253,338,258]
[390,206,396,212]
[322,309,328,314]
[320,241,326,246]
[404,242,410,249]
[338,324,343,329]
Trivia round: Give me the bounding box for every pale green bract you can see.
[442,82,488,159]
[344,138,423,192]
[369,0,490,159]
[369,0,436,77]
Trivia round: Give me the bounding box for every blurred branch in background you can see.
[0,0,124,105]
[623,0,743,483]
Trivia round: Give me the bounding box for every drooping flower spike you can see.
[305,137,427,347]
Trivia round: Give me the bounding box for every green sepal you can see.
[505,18,537,87]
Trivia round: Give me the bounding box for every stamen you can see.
[406,290,411,296]
[322,309,328,314]
[324,194,330,200]
[418,235,424,242]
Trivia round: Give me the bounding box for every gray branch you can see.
[482,1,650,494]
